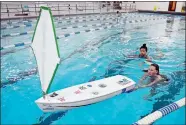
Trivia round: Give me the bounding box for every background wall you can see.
[135,2,169,11]
[1,1,185,19]
[175,2,185,12]
[135,1,186,12]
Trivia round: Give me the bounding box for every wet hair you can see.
[140,44,148,52]
[117,11,119,14]
[151,63,160,75]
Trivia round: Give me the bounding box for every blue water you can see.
[1,12,185,124]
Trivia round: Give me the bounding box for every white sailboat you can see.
[32,6,136,112]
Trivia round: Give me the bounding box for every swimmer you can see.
[127,44,152,62]
[116,11,121,23]
[135,63,169,89]
[116,11,121,17]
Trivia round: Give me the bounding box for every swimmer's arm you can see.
[127,55,138,58]
[137,75,160,88]
[146,56,152,62]
[122,53,138,58]
[140,73,148,81]
[138,73,148,85]
[141,79,160,88]
[134,74,148,89]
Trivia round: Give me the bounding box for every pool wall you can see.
[138,10,186,16]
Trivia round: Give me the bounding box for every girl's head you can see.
[140,44,148,56]
[148,63,160,76]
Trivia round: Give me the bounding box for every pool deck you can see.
[1,10,137,20]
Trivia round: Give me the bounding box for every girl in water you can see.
[136,63,169,89]
[135,63,169,100]
[127,43,152,62]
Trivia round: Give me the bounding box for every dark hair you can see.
[151,63,160,75]
[140,44,148,52]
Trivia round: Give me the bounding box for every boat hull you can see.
[35,75,135,112]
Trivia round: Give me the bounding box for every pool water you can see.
[1,12,185,124]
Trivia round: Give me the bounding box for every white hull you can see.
[35,75,135,112]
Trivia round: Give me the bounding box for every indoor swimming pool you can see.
[1,12,185,124]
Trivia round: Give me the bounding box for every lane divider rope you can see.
[133,97,185,125]
[1,17,167,50]
[1,14,158,28]
[1,17,166,38]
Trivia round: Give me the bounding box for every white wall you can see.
[175,2,185,12]
[135,2,169,11]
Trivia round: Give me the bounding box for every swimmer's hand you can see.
[139,85,148,88]
[145,58,152,62]
[136,81,152,89]
[134,85,139,90]
[135,84,146,89]
[137,84,147,88]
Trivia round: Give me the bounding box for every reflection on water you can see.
[34,110,68,125]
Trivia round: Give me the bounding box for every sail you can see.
[31,6,60,94]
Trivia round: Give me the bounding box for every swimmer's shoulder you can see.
[155,74,169,85]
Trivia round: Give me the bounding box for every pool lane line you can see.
[1,17,166,38]
[1,17,166,51]
[0,13,143,26]
[1,14,156,28]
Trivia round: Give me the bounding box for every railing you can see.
[1,2,136,19]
